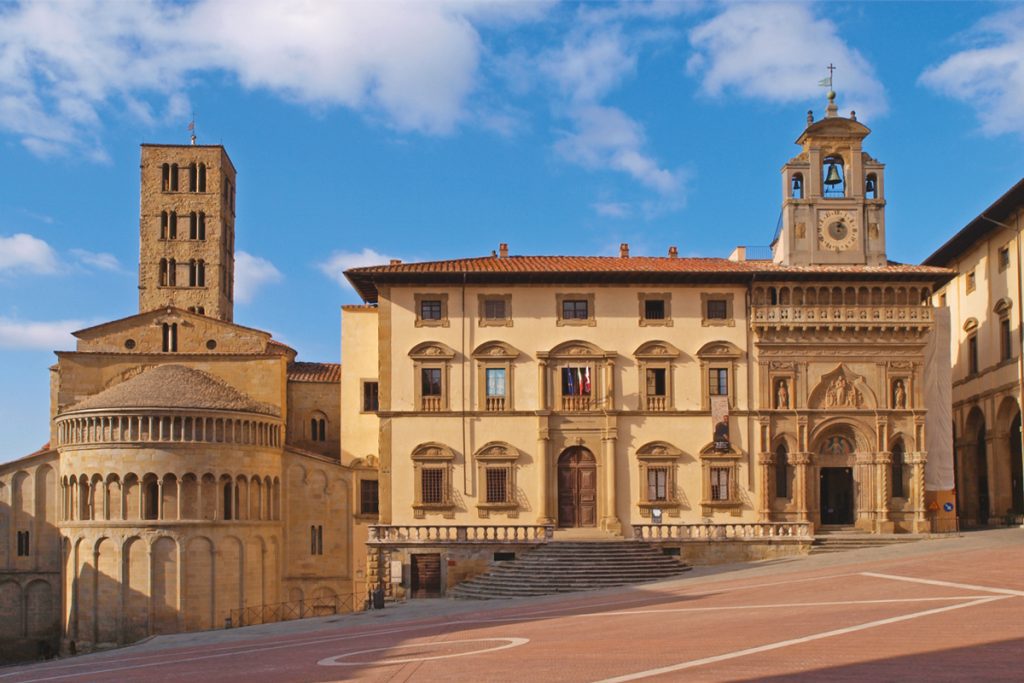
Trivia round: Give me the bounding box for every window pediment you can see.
[409,341,456,360]
[472,341,518,360]
[636,441,683,461]
[994,298,1013,315]
[411,441,455,461]
[696,340,743,360]
[542,339,610,359]
[474,441,519,462]
[963,317,979,333]
[634,341,681,360]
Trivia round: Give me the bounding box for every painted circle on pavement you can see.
[318,637,529,666]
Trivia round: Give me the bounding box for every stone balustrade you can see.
[561,395,591,412]
[485,397,506,412]
[421,396,442,412]
[751,305,933,329]
[368,524,555,544]
[56,411,281,448]
[646,396,667,411]
[632,521,813,541]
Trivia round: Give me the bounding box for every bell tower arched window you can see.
[822,155,845,198]
[865,173,878,199]
[790,172,803,199]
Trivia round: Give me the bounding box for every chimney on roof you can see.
[390,259,402,265]
[499,243,509,258]
[668,246,678,259]
[620,243,629,258]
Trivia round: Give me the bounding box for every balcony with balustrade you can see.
[751,284,935,332]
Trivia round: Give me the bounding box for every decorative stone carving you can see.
[808,365,877,409]
[893,379,907,409]
[824,375,861,408]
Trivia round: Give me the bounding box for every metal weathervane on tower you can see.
[188,115,197,145]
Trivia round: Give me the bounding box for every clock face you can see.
[817,210,858,251]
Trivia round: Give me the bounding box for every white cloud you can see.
[318,248,398,288]
[542,20,685,198]
[593,201,631,218]
[70,249,121,272]
[920,8,1024,137]
[0,0,549,157]
[234,251,283,304]
[0,316,83,350]
[687,3,887,119]
[0,233,58,274]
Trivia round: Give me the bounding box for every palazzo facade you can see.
[343,94,955,596]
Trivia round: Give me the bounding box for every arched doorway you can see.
[817,433,855,526]
[557,447,596,527]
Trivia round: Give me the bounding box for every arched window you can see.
[790,172,803,199]
[775,443,789,498]
[310,415,326,442]
[144,480,159,520]
[891,440,905,498]
[168,258,177,286]
[223,481,233,520]
[159,258,168,286]
[170,163,179,191]
[162,322,178,352]
[198,212,206,240]
[161,163,170,191]
[197,260,205,287]
[198,163,207,192]
[822,154,845,198]
[310,525,324,555]
[865,173,878,199]
[188,162,197,192]
[189,211,198,239]
[160,211,168,239]
[168,212,177,239]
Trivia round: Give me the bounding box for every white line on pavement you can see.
[860,571,1024,597]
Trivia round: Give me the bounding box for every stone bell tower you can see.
[138,143,237,322]
[773,91,887,266]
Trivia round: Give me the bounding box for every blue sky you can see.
[1,1,1022,459]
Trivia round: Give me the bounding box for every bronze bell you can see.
[865,177,877,194]
[824,163,842,186]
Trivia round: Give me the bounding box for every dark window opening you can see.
[421,368,442,397]
[310,525,324,555]
[483,298,507,320]
[311,417,326,442]
[363,381,379,411]
[420,300,442,320]
[646,368,666,397]
[562,299,589,320]
[493,551,516,561]
[223,482,233,520]
[161,323,178,352]
[16,530,30,557]
[710,467,730,501]
[485,468,508,504]
[968,335,979,375]
[144,480,159,520]
[188,163,197,192]
[168,212,177,239]
[999,246,1011,271]
[161,163,170,191]
[647,467,668,501]
[865,173,878,199]
[160,211,169,239]
[775,444,789,498]
[1001,318,1013,361]
[706,299,728,319]
[709,368,729,396]
[791,172,803,199]
[360,479,379,515]
[891,442,906,498]
[198,163,207,192]
[421,469,444,504]
[644,299,666,320]
[170,163,179,191]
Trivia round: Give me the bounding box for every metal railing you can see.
[633,522,813,541]
[227,593,358,628]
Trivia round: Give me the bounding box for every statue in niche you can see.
[824,375,862,408]
[893,379,907,409]
[776,379,790,409]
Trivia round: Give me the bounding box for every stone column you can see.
[604,358,615,410]
[874,451,894,533]
[157,480,165,520]
[602,434,621,533]
[791,452,812,526]
[909,451,929,532]
[757,451,774,521]
[537,360,548,411]
[855,452,875,532]
[536,431,553,524]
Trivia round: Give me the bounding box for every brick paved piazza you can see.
[4,529,1022,682]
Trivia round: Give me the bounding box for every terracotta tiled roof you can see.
[923,176,1024,266]
[344,254,954,302]
[1,444,55,469]
[287,362,341,383]
[65,365,280,417]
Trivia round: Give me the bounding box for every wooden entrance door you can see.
[410,553,441,598]
[819,467,854,525]
[557,447,597,527]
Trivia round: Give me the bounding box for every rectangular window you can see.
[968,335,979,375]
[420,300,443,320]
[999,246,1011,272]
[646,368,666,396]
[709,368,729,396]
[561,367,592,396]
[647,467,668,502]
[706,299,728,320]
[360,479,379,515]
[421,469,445,504]
[362,381,379,412]
[16,530,29,557]
[644,299,666,320]
[1001,318,1013,361]
[966,270,976,293]
[485,468,508,504]
[485,368,506,397]
[562,299,589,320]
[483,298,507,321]
[422,368,442,396]
[710,467,730,501]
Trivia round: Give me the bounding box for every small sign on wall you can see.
[390,559,403,583]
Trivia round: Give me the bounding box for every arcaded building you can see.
[924,178,1024,527]
[343,93,956,596]
[0,145,369,659]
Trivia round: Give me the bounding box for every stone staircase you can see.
[450,541,691,599]
[810,530,927,555]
